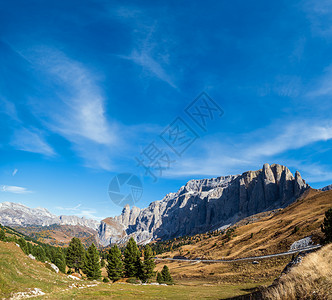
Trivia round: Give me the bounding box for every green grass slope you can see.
[0,241,73,298]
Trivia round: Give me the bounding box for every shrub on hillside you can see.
[126,277,141,284]
[321,208,332,244]
[0,229,6,241]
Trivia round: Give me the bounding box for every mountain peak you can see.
[98,163,309,245]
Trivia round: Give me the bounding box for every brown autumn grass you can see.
[159,189,331,260]
[154,255,292,285]
[263,244,332,300]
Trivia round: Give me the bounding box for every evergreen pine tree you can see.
[27,242,33,254]
[141,245,155,282]
[106,244,124,282]
[44,247,52,261]
[156,272,163,284]
[83,243,101,280]
[66,237,85,273]
[321,208,332,244]
[124,237,141,278]
[17,237,28,254]
[54,247,66,273]
[0,228,5,241]
[161,265,173,284]
[100,259,105,268]
[33,246,46,262]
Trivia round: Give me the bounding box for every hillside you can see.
[154,188,331,260]
[0,240,275,299]
[0,241,75,298]
[262,243,332,299]
[13,224,98,247]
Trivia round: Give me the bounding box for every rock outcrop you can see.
[99,164,309,245]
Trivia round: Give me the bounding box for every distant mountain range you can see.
[1,163,329,247]
[320,184,332,191]
[0,202,99,230]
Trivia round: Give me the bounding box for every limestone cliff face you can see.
[98,164,309,244]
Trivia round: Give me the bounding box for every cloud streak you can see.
[56,204,82,211]
[0,185,33,194]
[10,127,56,157]
[113,6,177,88]
[20,46,119,170]
[164,119,332,179]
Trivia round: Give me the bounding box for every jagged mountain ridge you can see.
[98,163,310,246]
[0,202,99,230]
[320,184,332,191]
[0,164,311,247]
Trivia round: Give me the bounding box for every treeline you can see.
[63,236,173,283]
[0,224,66,272]
[149,228,232,255]
[0,226,173,284]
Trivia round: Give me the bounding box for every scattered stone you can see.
[290,236,313,251]
[68,275,81,280]
[45,261,59,273]
[252,261,259,264]
[28,254,36,260]
[10,288,45,299]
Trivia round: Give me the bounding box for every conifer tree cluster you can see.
[0,225,67,272]
[1,225,165,283]
[106,237,157,283]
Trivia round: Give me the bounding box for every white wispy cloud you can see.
[56,204,82,211]
[12,169,18,176]
[55,204,105,221]
[0,97,19,121]
[121,48,177,89]
[34,47,116,145]
[21,46,119,170]
[303,0,332,37]
[164,120,332,179]
[10,127,56,157]
[307,65,332,98]
[74,209,105,221]
[245,122,332,158]
[113,6,177,88]
[0,185,33,194]
[283,161,332,183]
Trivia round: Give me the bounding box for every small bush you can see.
[103,277,109,283]
[126,277,141,284]
[292,226,299,234]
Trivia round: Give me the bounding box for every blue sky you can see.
[1,0,332,220]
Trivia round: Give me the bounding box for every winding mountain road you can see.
[155,245,321,263]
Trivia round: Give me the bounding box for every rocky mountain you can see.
[0,164,310,247]
[0,202,99,230]
[98,163,309,246]
[320,184,332,191]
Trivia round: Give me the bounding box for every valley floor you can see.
[32,281,268,300]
